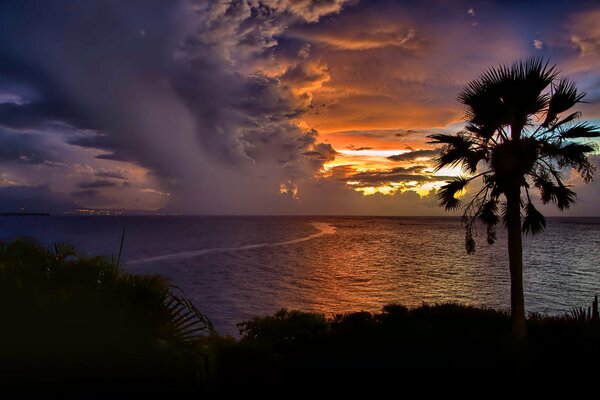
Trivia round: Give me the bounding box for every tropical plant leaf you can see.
[460,58,555,130]
[486,224,497,245]
[478,199,499,244]
[532,171,557,204]
[428,133,485,173]
[522,202,546,235]
[164,292,216,343]
[465,123,495,140]
[428,133,475,147]
[558,123,600,139]
[49,242,77,261]
[539,141,597,182]
[548,111,581,131]
[554,183,577,210]
[436,177,470,210]
[543,78,585,126]
[430,57,596,259]
[465,226,476,255]
[532,172,577,210]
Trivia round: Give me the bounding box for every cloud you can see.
[76,180,118,189]
[0,0,349,213]
[0,185,76,213]
[302,142,338,161]
[387,149,440,162]
[71,189,111,207]
[0,127,61,166]
[0,0,598,215]
[568,9,600,57]
[340,166,451,187]
[280,61,330,96]
[285,0,530,133]
[260,0,350,23]
[346,145,373,151]
[94,169,128,180]
[291,25,422,51]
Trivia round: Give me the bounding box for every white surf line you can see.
[128,222,337,265]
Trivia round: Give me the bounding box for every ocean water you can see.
[1,215,599,336]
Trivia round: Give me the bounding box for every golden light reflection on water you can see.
[119,216,600,335]
[269,220,492,316]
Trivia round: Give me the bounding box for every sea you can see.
[1,215,599,336]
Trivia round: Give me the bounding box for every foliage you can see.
[237,309,328,347]
[222,301,600,391]
[429,58,599,253]
[0,238,215,388]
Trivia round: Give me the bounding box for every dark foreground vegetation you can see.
[1,240,599,396]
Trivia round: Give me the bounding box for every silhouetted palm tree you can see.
[429,58,599,340]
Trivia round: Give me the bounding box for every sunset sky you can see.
[0,0,599,215]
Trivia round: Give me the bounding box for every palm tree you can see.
[429,58,599,340]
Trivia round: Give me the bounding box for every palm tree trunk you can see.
[506,183,527,341]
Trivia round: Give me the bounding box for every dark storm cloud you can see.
[66,132,116,152]
[0,185,76,213]
[387,149,440,162]
[0,0,598,214]
[338,165,453,188]
[0,0,349,212]
[0,101,87,131]
[70,189,111,207]
[302,142,338,160]
[0,127,60,166]
[94,170,128,180]
[395,130,426,137]
[327,129,405,139]
[94,152,134,162]
[345,145,373,151]
[76,180,118,189]
[0,0,181,173]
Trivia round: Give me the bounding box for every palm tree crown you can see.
[429,58,599,340]
[430,58,598,253]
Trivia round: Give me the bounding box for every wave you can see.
[128,222,337,265]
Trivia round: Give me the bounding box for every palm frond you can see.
[539,141,597,183]
[543,78,585,126]
[427,133,474,147]
[477,198,500,244]
[532,170,556,204]
[49,242,77,262]
[435,58,597,256]
[522,202,546,235]
[558,123,600,139]
[547,111,581,132]
[531,170,577,210]
[428,133,484,173]
[554,182,577,210]
[464,123,488,138]
[164,292,216,343]
[465,224,476,255]
[459,58,555,130]
[436,176,470,210]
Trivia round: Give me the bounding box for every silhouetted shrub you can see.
[331,311,377,334]
[237,309,328,348]
[0,238,215,390]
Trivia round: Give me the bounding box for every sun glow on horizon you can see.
[320,144,463,197]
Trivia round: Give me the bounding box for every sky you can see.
[0,0,599,215]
